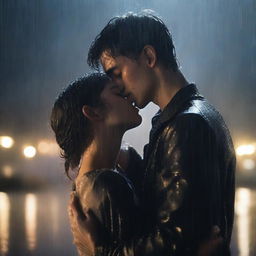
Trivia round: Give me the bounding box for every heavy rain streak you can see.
[0,0,256,255]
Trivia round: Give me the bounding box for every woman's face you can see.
[99,81,142,130]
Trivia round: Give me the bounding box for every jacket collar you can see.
[149,84,203,141]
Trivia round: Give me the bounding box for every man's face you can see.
[100,50,156,109]
[99,81,142,130]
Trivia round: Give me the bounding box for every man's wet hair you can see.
[87,11,178,71]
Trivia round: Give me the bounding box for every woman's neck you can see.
[77,126,124,179]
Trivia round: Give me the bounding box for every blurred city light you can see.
[0,136,14,149]
[235,188,251,256]
[236,144,255,156]
[242,159,255,171]
[23,146,37,158]
[37,140,58,156]
[2,166,13,178]
[0,192,10,254]
[25,194,37,251]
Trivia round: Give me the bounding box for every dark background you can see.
[0,1,256,255]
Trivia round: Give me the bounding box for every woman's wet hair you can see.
[50,73,109,179]
[88,10,178,71]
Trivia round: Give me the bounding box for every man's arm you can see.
[68,192,95,256]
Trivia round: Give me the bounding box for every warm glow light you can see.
[37,141,50,154]
[2,166,13,178]
[25,194,37,251]
[37,140,58,155]
[0,192,10,254]
[23,146,37,158]
[236,145,255,156]
[0,136,14,149]
[242,159,255,170]
[50,196,59,238]
[235,188,251,256]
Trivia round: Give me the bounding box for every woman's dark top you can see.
[74,168,141,255]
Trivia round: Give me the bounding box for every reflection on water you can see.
[50,195,59,238]
[0,192,10,255]
[25,193,37,251]
[0,188,76,256]
[0,187,255,255]
[236,188,251,256]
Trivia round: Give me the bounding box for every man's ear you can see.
[142,45,157,68]
[82,105,103,121]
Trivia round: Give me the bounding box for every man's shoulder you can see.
[162,111,211,140]
[173,99,209,127]
[153,97,231,146]
[175,98,226,130]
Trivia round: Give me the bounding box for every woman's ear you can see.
[142,45,157,68]
[82,105,103,121]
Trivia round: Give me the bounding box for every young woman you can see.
[50,73,143,255]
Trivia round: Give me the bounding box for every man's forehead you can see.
[100,51,116,70]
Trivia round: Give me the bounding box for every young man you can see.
[70,12,236,255]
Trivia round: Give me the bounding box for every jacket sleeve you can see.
[97,113,221,256]
[153,113,222,254]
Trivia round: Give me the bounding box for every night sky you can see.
[0,0,255,152]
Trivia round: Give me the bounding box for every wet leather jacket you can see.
[98,84,236,256]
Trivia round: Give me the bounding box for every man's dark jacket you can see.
[101,84,236,256]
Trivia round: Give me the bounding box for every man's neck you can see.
[153,69,189,110]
